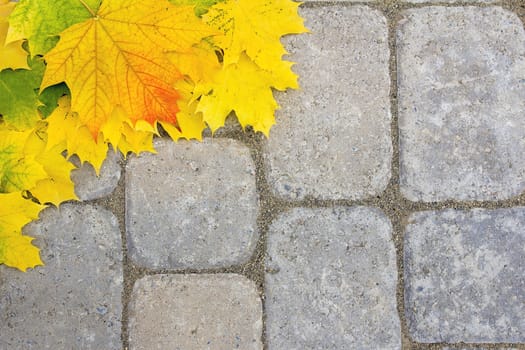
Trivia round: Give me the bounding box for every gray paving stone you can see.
[0,204,123,349]
[442,348,518,350]
[263,6,391,200]
[266,207,401,349]
[397,7,525,202]
[404,208,525,343]
[71,148,122,201]
[128,274,262,350]
[405,0,496,3]
[126,138,258,269]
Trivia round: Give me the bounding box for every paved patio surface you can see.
[2,0,525,349]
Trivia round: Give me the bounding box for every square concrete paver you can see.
[263,6,391,200]
[266,207,400,349]
[126,138,258,269]
[398,7,525,201]
[128,274,262,350]
[0,204,123,349]
[405,208,525,343]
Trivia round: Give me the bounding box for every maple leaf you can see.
[118,123,156,157]
[197,53,279,135]
[0,56,45,130]
[41,0,215,139]
[169,0,219,16]
[0,128,47,193]
[166,40,221,86]
[24,122,78,206]
[38,82,70,117]
[0,0,29,71]
[44,95,156,169]
[186,0,307,135]
[157,78,207,141]
[6,0,102,55]
[45,95,109,173]
[100,106,158,157]
[203,0,307,71]
[0,191,44,271]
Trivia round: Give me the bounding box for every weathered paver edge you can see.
[82,1,525,350]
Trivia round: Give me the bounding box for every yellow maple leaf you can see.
[0,128,47,193]
[0,191,44,271]
[166,40,221,85]
[203,0,307,71]
[23,122,78,206]
[102,106,157,157]
[185,0,307,135]
[196,53,279,135]
[0,233,42,271]
[0,191,42,235]
[45,95,108,174]
[160,78,206,141]
[118,123,157,157]
[41,0,215,139]
[0,0,28,71]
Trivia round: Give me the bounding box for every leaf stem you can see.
[79,0,96,17]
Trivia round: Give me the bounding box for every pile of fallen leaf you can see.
[0,0,306,271]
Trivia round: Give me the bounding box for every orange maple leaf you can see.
[41,0,215,138]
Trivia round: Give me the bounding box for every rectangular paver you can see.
[128,274,262,350]
[0,204,123,349]
[263,6,391,200]
[126,138,258,269]
[266,207,400,349]
[404,208,525,343]
[398,7,525,202]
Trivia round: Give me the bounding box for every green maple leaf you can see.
[6,0,102,55]
[0,56,45,130]
[38,83,70,118]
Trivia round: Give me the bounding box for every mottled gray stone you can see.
[0,204,123,349]
[128,274,262,350]
[442,348,518,350]
[404,208,525,343]
[405,0,495,3]
[397,7,525,202]
[263,6,391,200]
[126,138,258,269]
[71,148,121,201]
[266,207,400,349]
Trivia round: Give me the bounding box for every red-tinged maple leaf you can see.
[40,0,215,138]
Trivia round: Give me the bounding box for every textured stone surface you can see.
[405,0,495,3]
[0,204,123,349]
[266,207,400,349]
[404,208,525,343]
[71,148,122,201]
[126,138,258,269]
[442,348,518,350]
[263,6,391,200]
[128,274,262,350]
[397,7,525,201]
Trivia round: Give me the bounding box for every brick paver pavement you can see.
[2,1,525,349]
